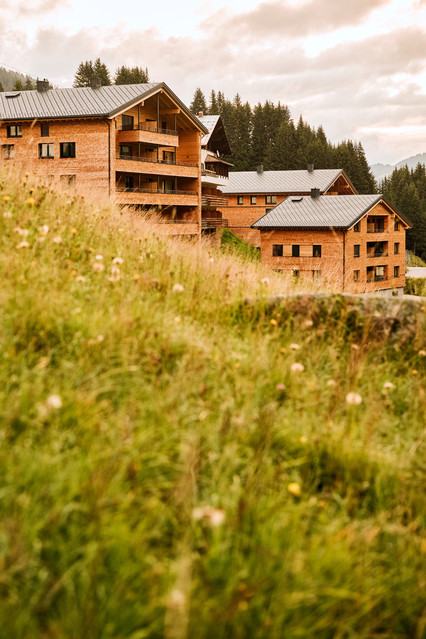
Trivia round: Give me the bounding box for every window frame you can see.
[39,142,54,159]
[313,245,322,258]
[250,195,257,205]
[394,242,400,255]
[354,222,360,232]
[394,265,400,278]
[272,244,283,257]
[292,244,300,258]
[7,125,22,138]
[354,244,360,258]
[265,195,277,205]
[1,144,15,159]
[353,270,360,282]
[60,142,76,159]
[237,195,244,205]
[40,122,49,137]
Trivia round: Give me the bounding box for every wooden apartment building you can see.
[220,165,356,247]
[252,191,411,295]
[0,79,207,235]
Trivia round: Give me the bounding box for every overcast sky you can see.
[1,0,425,165]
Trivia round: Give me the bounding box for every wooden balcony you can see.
[115,187,199,207]
[118,124,179,148]
[201,194,228,207]
[116,156,199,178]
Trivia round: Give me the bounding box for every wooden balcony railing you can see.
[117,187,197,196]
[201,195,229,207]
[201,218,229,229]
[119,123,178,136]
[367,252,389,258]
[117,155,197,168]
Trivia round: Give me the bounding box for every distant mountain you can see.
[0,66,36,91]
[372,152,426,183]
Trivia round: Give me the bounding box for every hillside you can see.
[0,169,425,638]
[371,152,426,181]
[0,66,35,91]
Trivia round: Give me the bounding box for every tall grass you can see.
[0,169,425,639]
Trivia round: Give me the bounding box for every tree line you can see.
[190,87,377,195]
[381,164,426,260]
[73,59,149,87]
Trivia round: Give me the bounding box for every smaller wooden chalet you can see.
[197,114,233,233]
[252,191,411,295]
[220,165,356,246]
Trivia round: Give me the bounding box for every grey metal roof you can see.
[0,83,208,133]
[198,115,220,146]
[222,168,351,194]
[252,194,386,229]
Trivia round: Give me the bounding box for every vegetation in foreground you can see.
[0,171,425,639]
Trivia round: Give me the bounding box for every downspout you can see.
[342,230,345,292]
[103,119,111,196]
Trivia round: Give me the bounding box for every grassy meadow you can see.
[0,170,425,639]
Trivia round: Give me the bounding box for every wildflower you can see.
[46,394,62,410]
[300,435,308,444]
[260,277,270,286]
[3,210,12,218]
[38,225,49,235]
[112,256,124,265]
[76,275,86,282]
[53,236,62,244]
[209,257,214,263]
[25,197,36,206]
[174,316,181,323]
[92,261,105,272]
[108,266,121,282]
[289,343,301,351]
[270,318,278,326]
[14,227,29,236]
[3,195,11,202]
[287,482,301,497]
[412,370,418,376]
[291,362,304,373]
[383,381,395,390]
[172,283,184,293]
[419,350,426,357]
[95,254,103,261]
[17,241,30,249]
[192,505,226,527]
[346,392,362,406]
[303,319,313,328]
[276,383,286,390]
[327,379,337,387]
[71,228,78,235]
[351,344,360,351]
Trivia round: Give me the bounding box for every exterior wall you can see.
[220,173,356,247]
[259,203,407,294]
[0,118,110,200]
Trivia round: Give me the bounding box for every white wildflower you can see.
[172,283,184,293]
[346,392,362,406]
[53,236,62,244]
[46,394,62,410]
[16,241,30,249]
[92,262,105,272]
[38,225,49,235]
[291,362,304,373]
[95,254,103,261]
[383,381,395,390]
[3,211,12,219]
[192,505,226,527]
[112,256,124,265]
[289,343,301,351]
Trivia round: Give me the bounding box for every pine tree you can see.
[114,66,149,84]
[24,76,35,90]
[0,82,4,92]
[208,90,219,115]
[190,88,207,115]
[13,79,23,91]
[73,60,94,87]
[93,58,111,86]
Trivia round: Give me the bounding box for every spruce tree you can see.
[115,66,149,84]
[73,60,94,87]
[190,88,207,115]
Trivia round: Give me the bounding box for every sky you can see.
[0,0,425,165]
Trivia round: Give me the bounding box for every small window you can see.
[394,220,400,231]
[120,145,132,158]
[353,270,360,282]
[1,144,15,159]
[292,245,300,257]
[122,114,134,131]
[7,125,22,138]
[237,196,243,205]
[39,143,54,159]
[272,244,283,257]
[265,195,277,205]
[354,244,360,258]
[354,222,360,232]
[250,195,257,205]
[60,142,75,158]
[313,245,322,258]
[394,242,400,255]
[394,265,400,278]
[40,122,49,137]
[60,174,76,188]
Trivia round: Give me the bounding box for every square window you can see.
[265,195,277,205]
[354,222,360,232]
[292,245,300,257]
[7,125,22,138]
[60,142,75,158]
[394,265,400,278]
[1,144,14,159]
[40,122,49,137]
[354,244,360,258]
[353,270,360,282]
[394,242,400,255]
[237,195,243,205]
[250,195,257,205]
[39,143,54,159]
[313,245,321,257]
[272,244,283,256]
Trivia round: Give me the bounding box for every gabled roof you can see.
[0,82,208,132]
[198,114,232,156]
[198,115,220,146]
[222,168,354,194]
[251,194,411,229]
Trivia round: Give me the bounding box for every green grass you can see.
[405,277,426,297]
[220,228,261,262]
[0,170,425,639]
[407,251,426,267]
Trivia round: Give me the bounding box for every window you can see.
[313,245,322,258]
[7,125,22,138]
[250,195,257,205]
[354,222,360,232]
[125,176,134,191]
[39,143,54,158]
[353,270,360,282]
[272,244,283,257]
[394,265,400,278]
[40,122,49,137]
[1,144,15,159]
[237,196,243,205]
[120,145,132,158]
[292,245,300,257]
[60,174,76,188]
[375,266,385,281]
[122,115,134,130]
[354,244,360,258]
[394,242,400,255]
[394,220,400,231]
[265,195,277,205]
[60,142,75,158]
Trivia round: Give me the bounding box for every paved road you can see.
[406,267,426,278]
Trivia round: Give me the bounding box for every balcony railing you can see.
[118,123,178,136]
[367,276,388,283]
[201,218,229,229]
[201,194,229,207]
[117,155,197,168]
[367,252,389,258]
[116,187,197,197]
[367,226,386,233]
